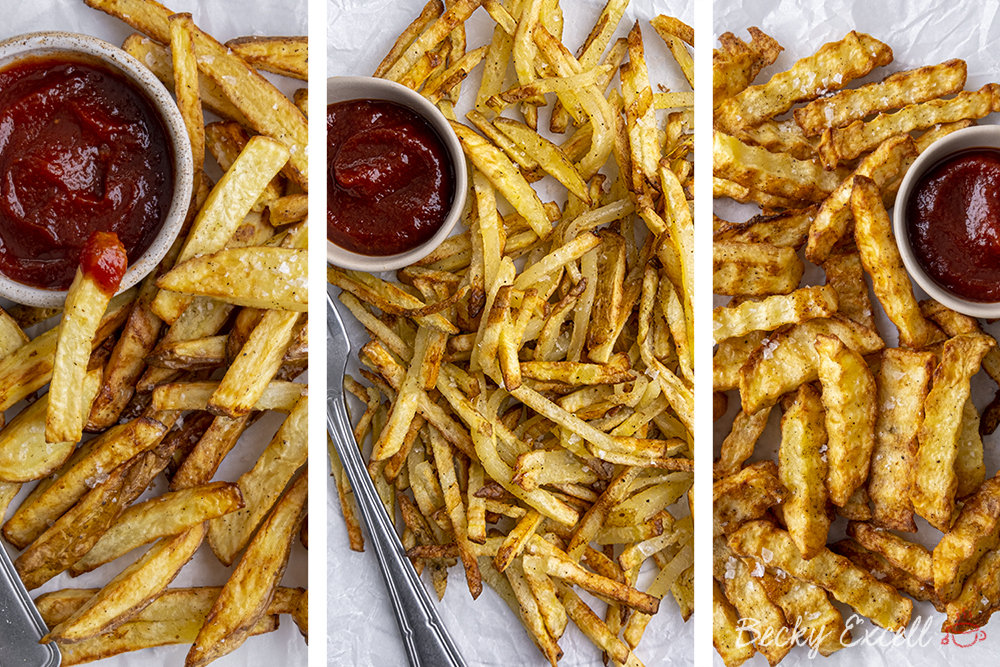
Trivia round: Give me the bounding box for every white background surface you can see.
[0,1,309,666]
[714,1,1000,665]
[327,1,694,666]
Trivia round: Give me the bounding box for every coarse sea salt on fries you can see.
[713,23,1000,665]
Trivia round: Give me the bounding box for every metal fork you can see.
[326,287,467,667]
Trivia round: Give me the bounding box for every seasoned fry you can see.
[779,383,830,558]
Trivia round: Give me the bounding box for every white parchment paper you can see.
[714,1,1000,665]
[327,1,694,666]
[0,1,308,666]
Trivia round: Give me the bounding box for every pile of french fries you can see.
[329,1,693,665]
[713,27,1000,666]
[0,1,309,664]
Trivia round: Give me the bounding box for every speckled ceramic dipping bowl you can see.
[894,124,1000,319]
[0,32,193,308]
[327,76,467,272]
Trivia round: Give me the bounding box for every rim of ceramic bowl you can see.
[894,124,1000,319]
[326,75,468,272]
[0,31,193,308]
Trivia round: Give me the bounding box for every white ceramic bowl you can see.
[0,32,193,307]
[327,76,467,271]
[893,124,1000,318]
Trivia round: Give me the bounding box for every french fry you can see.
[779,383,831,558]
[933,476,1000,603]
[207,396,306,566]
[225,36,308,80]
[187,471,307,666]
[47,233,128,444]
[913,333,995,531]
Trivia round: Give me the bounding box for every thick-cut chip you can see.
[187,471,306,667]
[913,333,995,532]
[739,317,884,415]
[779,382,830,558]
[43,523,207,644]
[713,284,838,342]
[47,232,127,444]
[713,27,782,108]
[714,331,766,392]
[71,482,244,576]
[713,240,803,297]
[850,174,942,348]
[207,397,306,566]
[820,84,1000,166]
[714,131,850,203]
[728,520,912,630]
[225,36,308,80]
[869,348,935,532]
[0,369,101,483]
[955,397,985,499]
[714,31,892,134]
[815,333,876,507]
[158,247,307,312]
[933,476,1000,603]
[794,59,967,136]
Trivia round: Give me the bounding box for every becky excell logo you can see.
[735,614,987,658]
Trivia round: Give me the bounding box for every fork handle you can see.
[327,391,468,667]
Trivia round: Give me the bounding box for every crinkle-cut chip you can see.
[830,539,943,611]
[714,206,817,249]
[713,538,792,666]
[714,131,849,203]
[913,333,995,532]
[819,83,1000,167]
[814,334,876,508]
[736,119,818,161]
[943,546,1000,632]
[869,348,935,532]
[822,251,877,331]
[955,397,985,499]
[715,406,772,478]
[779,383,830,559]
[847,521,933,583]
[739,317,884,415]
[713,240,803,297]
[712,580,756,667]
[713,460,786,536]
[713,284,839,342]
[714,31,892,134]
[758,566,850,656]
[712,176,807,210]
[714,330,766,392]
[921,299,1000,386]
[836,487,872,522]
[727,520,913,630]
[933,475,1000,603]
[805,133,917,264]
[713,27,782,109]
[794,59,967,136]
[850,174,943,349]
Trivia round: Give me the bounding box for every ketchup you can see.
[327,99,454,256]
[907,148,1000,301]
[79,231,127,296]
[0,55,172,291]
